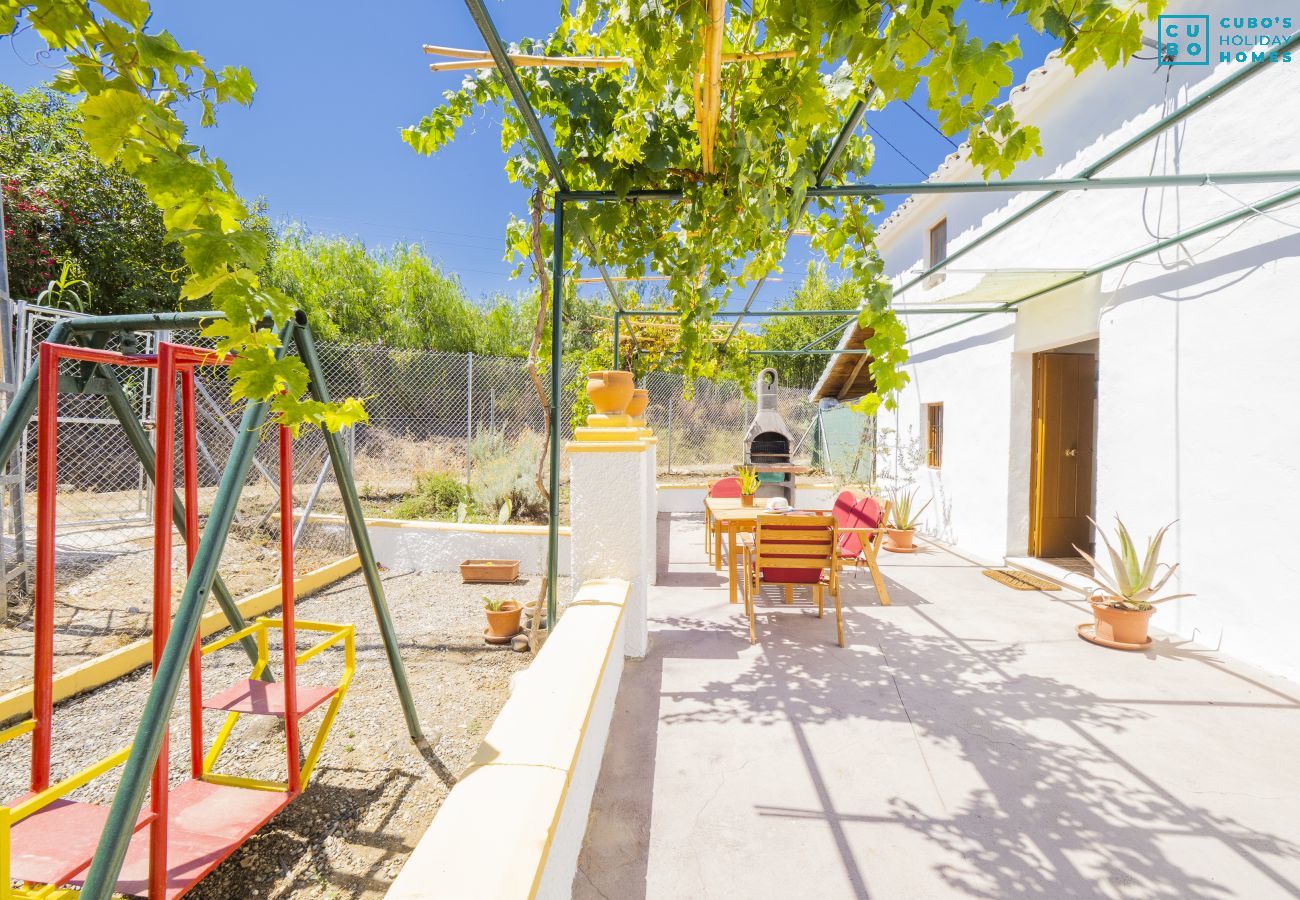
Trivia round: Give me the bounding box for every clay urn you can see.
[626,388,649,419]
[586,370,635,415]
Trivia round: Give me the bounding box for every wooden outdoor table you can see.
[704,498,892,606]
[704,497,763,605]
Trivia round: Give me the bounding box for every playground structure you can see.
[0,311,424,899]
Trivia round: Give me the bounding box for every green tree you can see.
[1,0,361,430]
[759,264,860,390]
[0,85,183,313]
[264,227,552,355]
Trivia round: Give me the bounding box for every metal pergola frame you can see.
[609,306,1016,367]
[461,0,1300,634]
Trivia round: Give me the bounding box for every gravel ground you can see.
[0,567,563,898]
[0,529,339,693]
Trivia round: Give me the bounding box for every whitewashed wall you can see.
[307,515,571,576]
[870,0,1300,680]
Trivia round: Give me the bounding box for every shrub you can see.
[469,429,546,520]
[391,470,469,519]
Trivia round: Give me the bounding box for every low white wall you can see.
[386,578,630,900]
[307,515,571,576]
[656,482,839,513]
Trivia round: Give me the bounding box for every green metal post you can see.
[548,200,565,630]
[95,365,266,672]
[613,309,621,370]
[293,318,426,745]
[80,321,295,899]
[0,321,69,468]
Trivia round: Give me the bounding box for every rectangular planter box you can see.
[459,559,520,584]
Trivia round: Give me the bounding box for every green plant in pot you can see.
[483,596,522,640]
[737,465,760,508]
[1074,517,1191,648]
[886,487,931,551]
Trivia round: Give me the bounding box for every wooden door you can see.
[1029,352,1096,558]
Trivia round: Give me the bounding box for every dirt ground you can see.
[0,525,340,693]
[0,566,562,898]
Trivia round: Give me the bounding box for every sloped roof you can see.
[809,49,1071,403]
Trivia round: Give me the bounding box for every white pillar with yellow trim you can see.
[568,412,653,657]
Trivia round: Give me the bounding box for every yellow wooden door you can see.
[1030,352,1096,558]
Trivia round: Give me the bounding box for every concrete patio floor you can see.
[575,514,1300,899]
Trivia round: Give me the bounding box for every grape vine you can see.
[405,0,1159,413]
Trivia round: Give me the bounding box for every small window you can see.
[925,218,947,288]
[926,403,943,468]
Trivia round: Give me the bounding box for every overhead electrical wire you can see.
[865,122,930,178]
[902,99,959,149]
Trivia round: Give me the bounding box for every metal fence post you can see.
[0,199,28,608]
[667,393,674,474]
[465,350,474,484]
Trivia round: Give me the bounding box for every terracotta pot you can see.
[586,370,635,415]
[1091,600,1154,645]
[741,494,755,508]
[485,600,522,638]
[460,559,520,584]
[886,528,915,550]
[625,388,649,419]
[522,599,550,632]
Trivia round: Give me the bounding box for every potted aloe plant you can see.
[886,486,931,551]
[737,465,760,507]
[1074,517,1191,648]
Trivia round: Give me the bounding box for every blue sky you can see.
[0,2,1057,309]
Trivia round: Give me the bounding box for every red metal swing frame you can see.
[1,340,354,899]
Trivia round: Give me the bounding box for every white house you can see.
[811,0,1300,681]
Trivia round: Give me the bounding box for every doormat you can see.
[981,568,1060,591]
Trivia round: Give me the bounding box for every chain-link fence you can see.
[0,302,871,675]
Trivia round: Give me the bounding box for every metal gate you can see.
[15,302,155,539]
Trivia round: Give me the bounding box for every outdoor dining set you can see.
[704,480,894,647]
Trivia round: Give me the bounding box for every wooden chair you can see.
[827,490,892,604]
[704,476,742,564]
[740,512,843,647]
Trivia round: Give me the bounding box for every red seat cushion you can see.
[759,516,832,584]
[760,566,822,584]
[838,496,885,559]
[709,477,742,498]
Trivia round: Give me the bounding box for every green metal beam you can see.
[462,0,565,191]
[80,320,296,899]
[293,319,425,744]
[806,170,1300,198]
[721,94,874,345]
[547,200,565,629]
[62,310,222,333]
[612,305,1011,365]
[0,311,224,470]
[906,182,1300,346]
[888,32,1300,301]
[555,169,1300,204]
